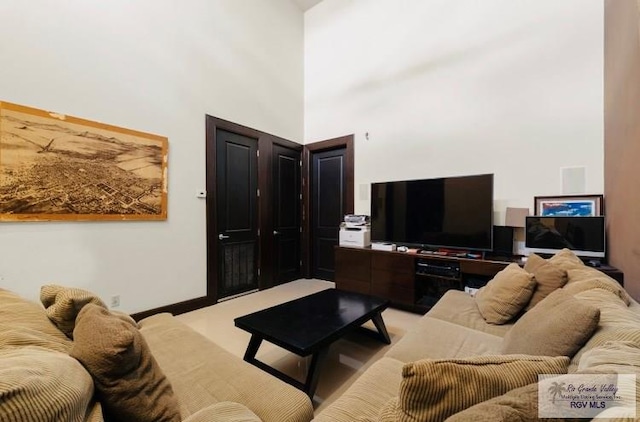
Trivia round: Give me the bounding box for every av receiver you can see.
[416,258,461,279]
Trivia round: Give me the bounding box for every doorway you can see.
[206,116,304,302]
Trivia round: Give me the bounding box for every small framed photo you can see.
[534,194,604,217]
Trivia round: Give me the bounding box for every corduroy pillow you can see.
[523,253,568,310]
[502,289,600,357]
[475,263,536,324]
[379,355,569,422]
[40,284,108,338]
[548,248,585,271]
[0,346,94,422]
[444,382,539,422]
[70,304,181,422]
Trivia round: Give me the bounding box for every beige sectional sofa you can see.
[2,248,639,421]
[0,286,314,422]
[313,249,640,421]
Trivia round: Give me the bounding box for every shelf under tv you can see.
[333,246,624,314]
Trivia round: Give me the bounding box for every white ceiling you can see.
[292,0,324,12]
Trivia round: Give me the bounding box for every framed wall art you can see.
[534,194,604,217]
[0,101,168,221]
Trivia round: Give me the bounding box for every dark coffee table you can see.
[234,289,391,398]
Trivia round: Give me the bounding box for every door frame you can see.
[302,135,355,278]
[205,115,302,303]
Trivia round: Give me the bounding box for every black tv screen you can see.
[370,174,494,251]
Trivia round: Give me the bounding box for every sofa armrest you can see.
[139,314,314,422]
[182,402,262,422]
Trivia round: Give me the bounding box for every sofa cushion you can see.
[0,346,94,422]
[182,402,262,422]
[502,289,600,357]
[426,290,512,337]
[380,354,569,422]
[578,340,640,374]
[570,327,640,374]
[313,357,404,422]
[565,268,631,306]
[577,341,640,418]
[475,263,536,324]
[0,288,71,353]
[139,313,314,422]
[385,316,504,363]
[523,253,568,310]
[70,304,181,422]
[566,290,640,373]
[565,288,640,372]
[571,289,639,327]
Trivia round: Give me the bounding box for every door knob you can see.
[273,230,280,235]
[218,234,230,240]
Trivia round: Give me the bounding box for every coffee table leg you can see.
[371,312,391,344]
[304,347,329,399]
[243,334,263,362]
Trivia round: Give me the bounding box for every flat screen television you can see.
[525,216,605,258]
[370,174,494,251]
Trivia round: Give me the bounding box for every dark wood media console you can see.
[334,246,624,314]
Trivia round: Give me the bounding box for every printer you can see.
[339,214,371,248]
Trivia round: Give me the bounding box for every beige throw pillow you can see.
[503,289,600,357]
[523,253,568,310]
[548,248,585,271]
[0,346,94,422]
[383,355,569,422]
[40,284,107,338]
[70,304,181,422]
[475,263,536,324]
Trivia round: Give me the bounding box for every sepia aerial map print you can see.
[0,101,168,221]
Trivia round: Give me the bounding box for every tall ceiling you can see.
[292,0,323,12]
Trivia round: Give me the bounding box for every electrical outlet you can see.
[110,295,120,308]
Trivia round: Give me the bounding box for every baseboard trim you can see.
[131,296,215,322]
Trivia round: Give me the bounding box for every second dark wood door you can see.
[272,144,301,284]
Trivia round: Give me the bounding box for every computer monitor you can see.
[525,216,605,258]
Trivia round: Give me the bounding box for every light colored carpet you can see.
[176,279,421,411]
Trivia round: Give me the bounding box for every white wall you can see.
[305,0,604,223]
[0,0,303,311]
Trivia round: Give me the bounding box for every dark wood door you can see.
[216,129,259,299]
[311,148,346,280]
[272,144,301,284]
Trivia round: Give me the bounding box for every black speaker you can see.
[493,226,514,256]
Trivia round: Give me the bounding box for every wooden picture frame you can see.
[0,101,168,221]
[533,194,604,217]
